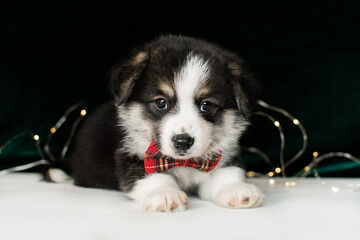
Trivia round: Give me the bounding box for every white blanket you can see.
[0,173,359,240]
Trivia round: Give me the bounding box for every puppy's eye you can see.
[200,101,213,112]
[155,98,168,110]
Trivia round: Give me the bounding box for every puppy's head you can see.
[111,35,260,159]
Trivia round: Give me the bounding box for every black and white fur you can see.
[69,35,264,212]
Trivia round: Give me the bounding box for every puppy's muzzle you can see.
[172,133,194,151]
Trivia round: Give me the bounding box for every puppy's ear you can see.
[110,51,148,105]
[227,59,261,117]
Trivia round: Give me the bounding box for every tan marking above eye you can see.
[159,83,175,98]
[195,87,220,106]
[196,87,212,97]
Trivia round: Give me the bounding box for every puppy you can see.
[69,35,265,212]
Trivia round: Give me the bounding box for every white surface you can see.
[0,173,359,240]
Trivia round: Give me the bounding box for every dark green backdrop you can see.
[1,1,359,176]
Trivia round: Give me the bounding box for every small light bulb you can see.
[285,181,290,187]
[275,167,281,174]
[50,127,56,134]
[274,121,280,127]
[313,151,319,157]
[331,186,340,193]
[80,109,87,116]
[290,182,296,187]
[247,171,255,177]
[33,135,39,141]
[268,172,274,177]
[269,179,275,185]
[304,166,311,172]
[293,119,300,125]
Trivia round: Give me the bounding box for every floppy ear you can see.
[109,51,148,105]
[227,59,261,117]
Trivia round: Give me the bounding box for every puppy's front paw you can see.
[143,187,189,212]
[215,183,265,209]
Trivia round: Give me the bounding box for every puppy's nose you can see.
[172,134,194,151]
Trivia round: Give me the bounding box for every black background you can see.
[1,1,359,176]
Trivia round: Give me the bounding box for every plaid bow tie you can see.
[144,141,222,174]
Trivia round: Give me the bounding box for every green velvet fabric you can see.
[1,1,359,176]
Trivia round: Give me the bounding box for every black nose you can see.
[172,134,194,151]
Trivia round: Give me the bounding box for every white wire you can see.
[0,159,49,176]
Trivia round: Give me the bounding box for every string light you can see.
[0,99,359,194]
[0,159,49,177]
[293,119,300,125]
[61,106,88,159]
[247,171,255,177]
[0,101,87,177]
[257,100,308,169]
[252,111,286,177]
[0,132,48,176]
[245,100,359,193]
[0,132,28,154]
[284,181,296,187]
[50,127,56,134]
[44,101,87,161]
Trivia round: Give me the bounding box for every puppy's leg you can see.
[126,173,188,212]
[199,167,265,208]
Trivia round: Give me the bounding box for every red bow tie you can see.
[144,141,222,174]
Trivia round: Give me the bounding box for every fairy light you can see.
[252,111,286,177]
[0,132,28,154]
[50,127,56,134]
[258,100,308,169]
[44,100,87,161]
[0,101,87,178]
[80,109,87,116]
[0,99,359,194]
[61,105,88,158]
[249,100,359,192]
[0,132,48,176]
[247,171,255,177]
[285,181,296,187]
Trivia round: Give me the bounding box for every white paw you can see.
[215,183,265,209]
[143,187,189,212]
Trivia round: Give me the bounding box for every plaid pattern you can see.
[144,141,222,174]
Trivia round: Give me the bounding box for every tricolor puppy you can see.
[70,35,265,212]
